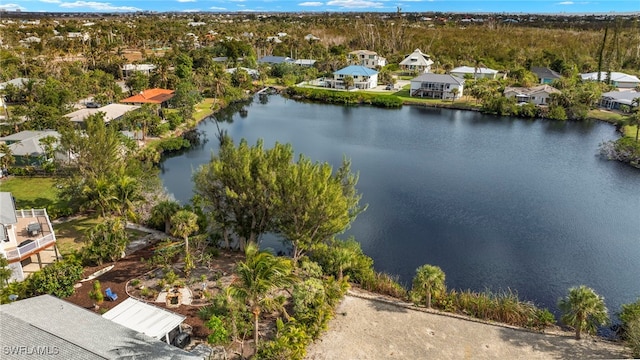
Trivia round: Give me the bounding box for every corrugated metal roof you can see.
[102,297,186,340]
[411,73,465,85]
[65,104,140,123]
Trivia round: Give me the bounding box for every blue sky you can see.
[1,0,638,14]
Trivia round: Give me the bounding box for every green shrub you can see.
[130,279,140,287]
[206,315,229,345]
[627,319,640,358]
[25,257,83,298]
[361,271,407,299]
[89,280,104,304]
[256,320,311,360]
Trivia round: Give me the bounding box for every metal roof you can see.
[102,297,186,341]
[0,295,201,360]
[411,73,465,85]
[65,104,140,123]
[450,66,499,75]
[581,72,640,83]
[0,192,17,225]
[334,65,378,76]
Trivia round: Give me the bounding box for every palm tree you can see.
[0,143,15,170]
[170,210,199,276]
[411,264,446,309]
[558,285,609,340]
[151,200,181,234]
[112,171,142,223]
[229,243,296,350]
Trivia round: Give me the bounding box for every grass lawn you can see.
[54,215,153,256]
[193,98,215,122]
[0,177,61,209]
[587,109,627,124]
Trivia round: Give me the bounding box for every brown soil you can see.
[64,245,245,343]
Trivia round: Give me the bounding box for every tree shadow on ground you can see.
[496,326,629,359]
[363,295,410,314]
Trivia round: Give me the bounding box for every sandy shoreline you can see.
[305,288,629,359]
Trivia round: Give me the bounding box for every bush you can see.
[627,319,640,358]
[89,280,104,304]
[206,315,229,345]
[618,299,640,339]
[25,257,83,298]
[361,271,407,299]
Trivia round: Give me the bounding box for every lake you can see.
[160,94,640,324]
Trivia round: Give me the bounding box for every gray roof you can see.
[0,130,58,143]
[258,56,294,64]
[411,73,465,85]
[0,295,202,360]
[530,67,561,80]
[0,192,17,225]
[601,90,640,105]
[65,104,140,123]
[0,78,30,90]
[0,130,60,157]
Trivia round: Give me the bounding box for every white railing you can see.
[4,233,56,261]
[15,209,48,218]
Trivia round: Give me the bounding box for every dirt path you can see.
[306,289,629,360]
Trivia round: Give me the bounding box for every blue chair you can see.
[105,288,118,301]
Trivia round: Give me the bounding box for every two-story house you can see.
[348,50,387,69]
[399,49,434,74]
[0,192,60,282]
[410,73,465,100]
[328,65,379,90]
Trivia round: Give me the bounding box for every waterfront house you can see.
[409,73,464,100]
[599,90,640,112]
[0,192,60,282]
[531,66,561,85]
[327,65,378,90]
[450,66,499,80]
[399,48,434,73]
[120,88,175,107]
[580,72,640,89]
[348,50,387,69]
[503,85,560,105]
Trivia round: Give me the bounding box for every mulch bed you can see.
[64,245,245,342]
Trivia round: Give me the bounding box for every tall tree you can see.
[170,210,199,276]
[151,200,181,234]
[229,243,296,350]
[275,156,364,263]
[558,285,609,340]
[410,264,446,309]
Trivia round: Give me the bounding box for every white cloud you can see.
[557,1,574,4]
[181,8,200,11]
[299,1,323,6]
[0,3,26,10]
[178,0,196,2]
[58,1,141,11]
[326,0,384,8]
[209,6,227,10]
[40,0,62,3]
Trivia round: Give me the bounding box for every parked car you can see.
[85,102,101,108]
[385,84,394,90]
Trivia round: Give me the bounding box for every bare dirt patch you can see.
[306,288,630,360]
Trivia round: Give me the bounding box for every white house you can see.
[580,72,640,89]
[328,65,378,90]
[65,104,141,125]
[410,73,465,100]
[121,63,157,79]
[348,50,386,69]
[503,85,560,105]
[599,90,640,112]
[0,192,60,282]
[450,66,499,80]
[399,48,434,73]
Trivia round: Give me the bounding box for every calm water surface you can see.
[161,95,640,321]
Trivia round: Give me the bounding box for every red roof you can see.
[120,88,175,104]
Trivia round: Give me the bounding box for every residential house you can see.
[293,59,317,67]
[399,49,434,73]
[450,66,499,80]
[121,63,157,79]
[0,130,62,167]
[0,295,202,359]
[225,67,260,79]
[531,66,561,85]
[327,65,378,90]
[0,77,30,90]
[257,56,294,65]
[64,104,140,125]
[580,72,640,89]
[599,90,640,112]
[348,50,387,69]
[410,73,465,100]
[503,85,560,105]
[304,34,320,41]
[120,88,175,107]
[0,192,60,282]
